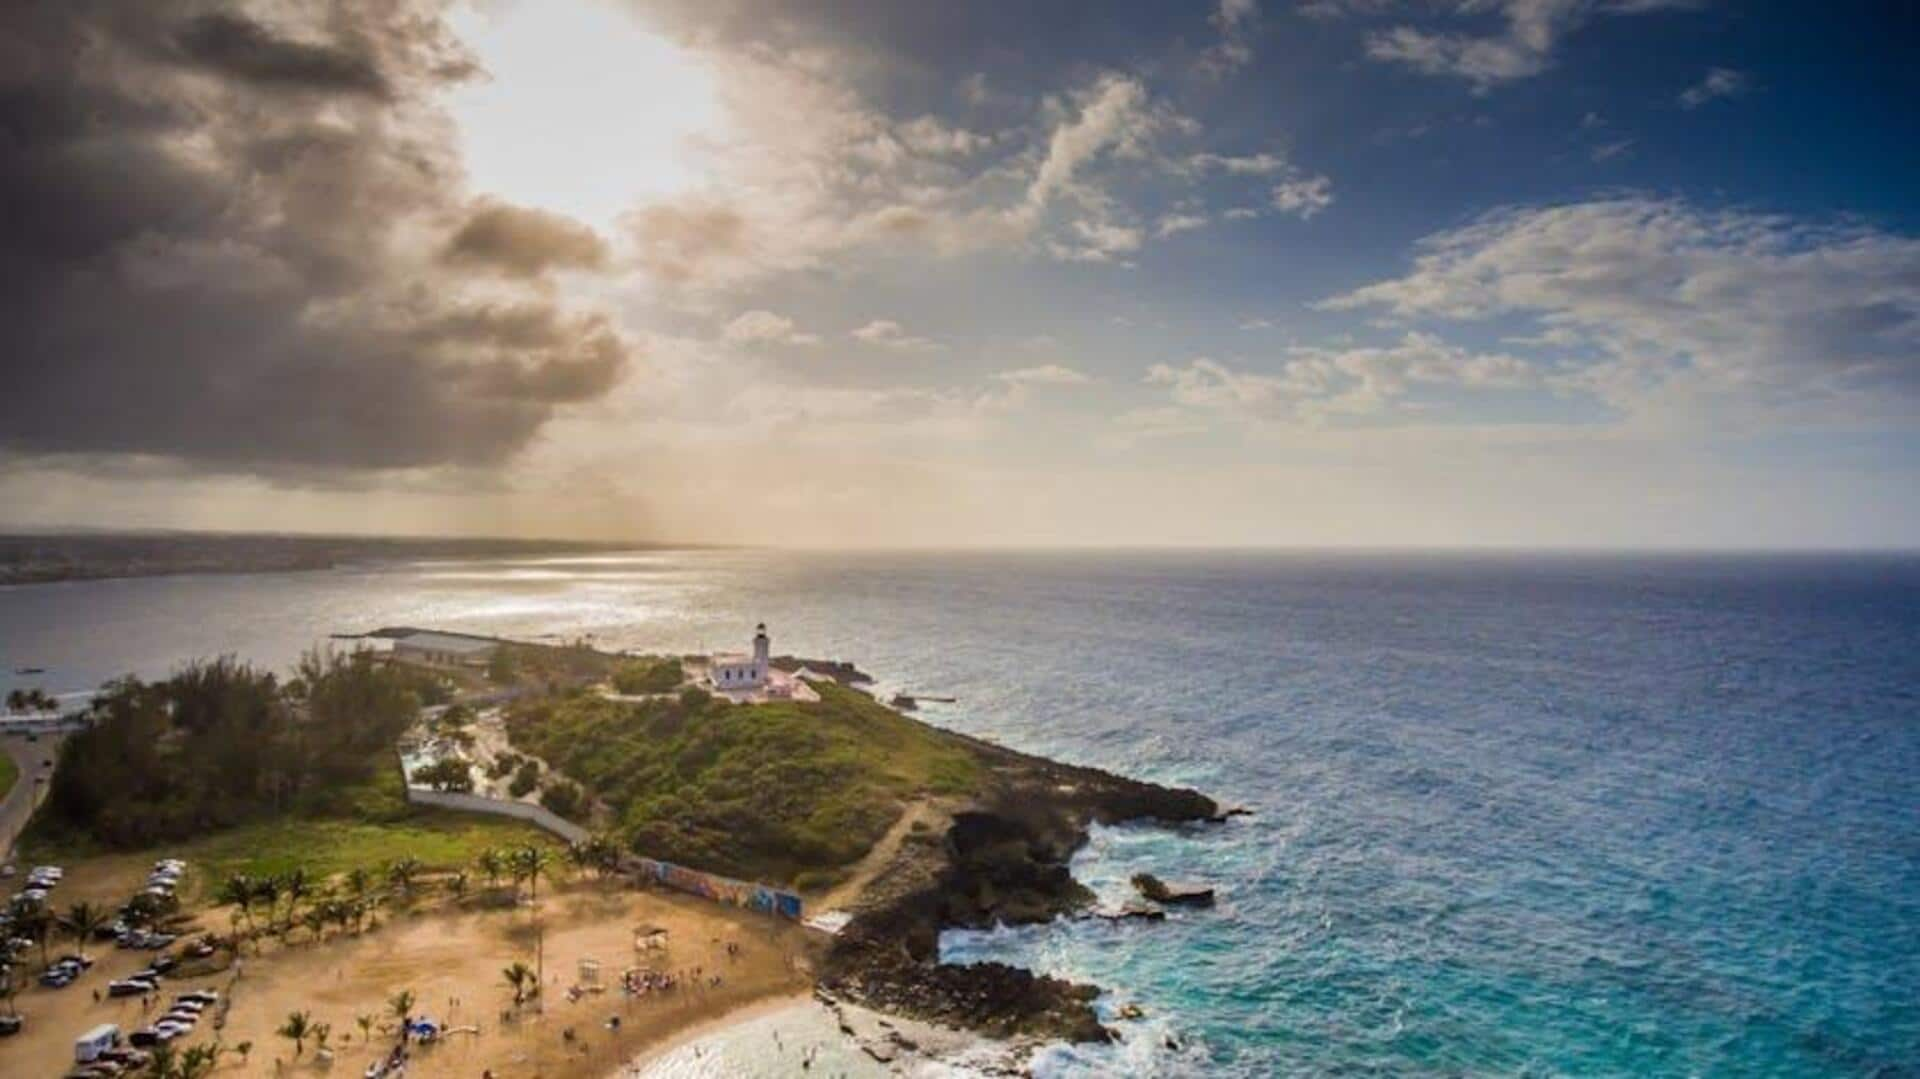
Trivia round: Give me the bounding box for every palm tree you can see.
[59,901,110,961]
[145,1043,178,1078]
[386,857,422,903]
[251,877,280,947]
[388,989,415,1038]
[300,905,327,945]
[311,1021,332,1057]
[514,845,552,905]
[277,1010,314,1058]
[234,1041,253,1069]
[502,961,536,1005]
[281,868,311,934]
[0,963,20,1018]
[477,848,504,889]
[16,906,52,970]
[355,1013,375,1045]
[446,869,470,900]
[216,874,255,935]
[176,1043,221,1079]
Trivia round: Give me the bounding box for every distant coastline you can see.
[0,530,689,586]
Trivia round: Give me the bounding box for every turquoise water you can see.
[3,550,1916,1075]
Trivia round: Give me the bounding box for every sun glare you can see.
[446,0,720,230]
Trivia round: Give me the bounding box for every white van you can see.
[75,1022,120,1062]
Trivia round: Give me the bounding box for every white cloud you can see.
[1202,0,1261,76]
[1186,151,1289,176]
[851,319,942,352]
[1273,174,1335,219]
[1363,1,1701,91]
[722,309,820,346]
[1325,197,1920,418]
[1679,67,1750,109]
[1156,212,1210,238]
[996,364,1092,385]
[1147,331,1539,423]
[1590,138,1635,162]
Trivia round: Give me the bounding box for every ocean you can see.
[3,549,1916,1076]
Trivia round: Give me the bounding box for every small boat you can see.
[14,667,44,675]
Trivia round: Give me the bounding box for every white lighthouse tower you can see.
[708,622,772,692]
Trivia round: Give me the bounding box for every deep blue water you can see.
[2,550,1916,1075]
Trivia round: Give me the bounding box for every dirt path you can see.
[814,800,942,914]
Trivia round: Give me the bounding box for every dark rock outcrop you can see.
[1131,873,1215,907]
[819,738,1220,1044]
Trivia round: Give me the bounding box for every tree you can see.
[15,906,52,970]
[388,989,416,1040]
[502,961,536,1005]
[414,757,474,793]
[217,875,256,936]
[176,1043,221,1079]
[513,846,552,905]
[386,857,422,902]
[446,870,470,900]
[234,1041,253,1069]
[277,1010,313,1058]
[541,779,584,820]
[59,901,110,961]
[0,962,19,1017]
[300,905,328,944]
[477,848,504,889]
[355,1014,374,1044]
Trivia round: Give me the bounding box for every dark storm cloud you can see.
[444,200,610,277]
[170,11,391,98]
[0,0,632,475]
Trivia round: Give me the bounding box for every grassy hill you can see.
[505,683,982,886]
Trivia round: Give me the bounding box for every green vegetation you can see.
[610,656,684,695]
[0,747,16,802]
[506,682,983,882]
[413,758,475,793]
[34,650,423,849]
[25,810,556,887]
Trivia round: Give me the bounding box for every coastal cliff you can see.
[819,735,1219,1043]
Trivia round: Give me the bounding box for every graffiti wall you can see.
[631,857,804,921]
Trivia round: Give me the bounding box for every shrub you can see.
[611,657,683,695]
[540,780,584,820]
[507,761,541,799]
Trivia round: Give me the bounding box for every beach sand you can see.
[2,882,816,1077]
[617,994,1020,1078]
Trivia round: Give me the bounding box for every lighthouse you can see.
[708,622,771,691]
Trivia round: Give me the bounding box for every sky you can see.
[0,0,1915,548]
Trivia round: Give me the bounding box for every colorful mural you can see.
[631,857,803,921]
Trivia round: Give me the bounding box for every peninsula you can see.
[0,624,1224,1074]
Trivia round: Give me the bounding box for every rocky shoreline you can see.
[818,729,1223,1044]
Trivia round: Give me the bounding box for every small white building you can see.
[709,623,771,691]
[390,631,498,668]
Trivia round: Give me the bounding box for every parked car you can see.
[126,1028,161,1048]
[178,989,219,1005]
[106,980,155,998]
[0,1014,23,1036]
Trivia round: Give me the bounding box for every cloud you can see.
[1147,332,1538,423]
[722,310,821,346]
[1157,213,1210,238]
[851,320,942,352]
[1362,1,1701,91]
[166,11,394,99]
[443,200,609,277]
[1590,138,1635,162]
[0,0,630,475]
[1273,174,1335,218]
[995,364,1092,386]
[1201,0,1261,76]
[1679,67,1750,109]
[1186,151,1290,176]
[1325,197,1920,416]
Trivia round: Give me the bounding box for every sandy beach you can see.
[3,881,816,1077]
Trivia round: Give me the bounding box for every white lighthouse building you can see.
[709,622,771,691]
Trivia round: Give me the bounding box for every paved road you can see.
[0,732,61,864]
